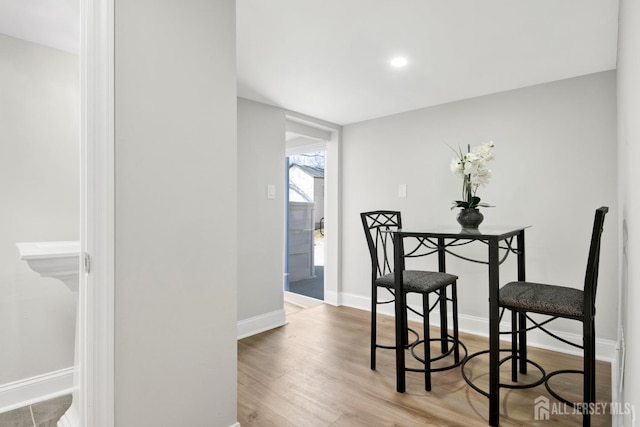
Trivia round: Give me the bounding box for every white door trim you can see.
[285,114,342,306]
[79,0,115,426]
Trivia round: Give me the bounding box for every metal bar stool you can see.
[361,210,466,390]
[498,206,608,427]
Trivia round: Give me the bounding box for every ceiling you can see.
[0,0,79,54]
[237,0,619,125]
[0,1,619,125]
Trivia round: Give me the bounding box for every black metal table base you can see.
[390,226,530,426]
[461,349,546,398]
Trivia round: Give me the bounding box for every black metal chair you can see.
[360,210,465,390]
[498,206,608,427]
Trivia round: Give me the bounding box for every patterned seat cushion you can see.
[499,281,584,319]
[375,270,458,293]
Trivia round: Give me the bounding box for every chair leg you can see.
[403,301,410,348]
[590,321,597,402]
[371,284,377,370]
[439,288,448,354]
[423,292,432,391]
[519,312,527,374]
[451,283,460,363]
[583,319,595,427]
[511,310,518,382]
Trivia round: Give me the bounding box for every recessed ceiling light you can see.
[390,57,408,68]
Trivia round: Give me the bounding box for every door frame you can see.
[284,114,341,306]
[79,0,115,425]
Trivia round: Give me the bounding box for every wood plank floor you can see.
[238,303,611,426]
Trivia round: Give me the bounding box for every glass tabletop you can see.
[392,225,531,240]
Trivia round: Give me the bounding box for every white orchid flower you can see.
[449,141,495,209]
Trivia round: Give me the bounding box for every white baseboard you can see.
[284,291,323,308]
[340,291,368,311]
[229,423,241,427]
[237,308,286,340]
[0,367,76,414]
[339,291,617,362]
[323,289,340,306]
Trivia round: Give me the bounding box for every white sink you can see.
[16,241,82,426]
[16,241,80,292]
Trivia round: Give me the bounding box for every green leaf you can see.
[452,200,470,209]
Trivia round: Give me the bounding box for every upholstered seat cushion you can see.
[375,270,458,293]
[499,281,584,319]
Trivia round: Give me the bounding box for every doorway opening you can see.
[285,151,326,302]
[283,115,339,309]
[0,4,82,423]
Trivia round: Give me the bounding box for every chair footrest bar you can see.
[406,338,468,373]
[545,369,585,408]
[375,327,420,350]
[461,349,547,398]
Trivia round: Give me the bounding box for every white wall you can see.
[342,72,618,348]
[114,1,238,426]
[237,98,286,335]
[617,0,640,422]
[236,101,344,330]
[0,34,78,384]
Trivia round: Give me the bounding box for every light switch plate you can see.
[267,184,276,199]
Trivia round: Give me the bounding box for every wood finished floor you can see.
[238,303,611,427]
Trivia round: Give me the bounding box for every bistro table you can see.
[391,225,529,426]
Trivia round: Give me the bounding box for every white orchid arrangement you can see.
[450,141,495,210]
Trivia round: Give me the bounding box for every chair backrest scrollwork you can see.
[360,211,402,280]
